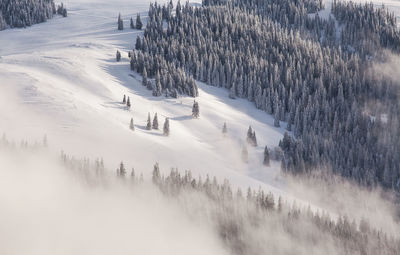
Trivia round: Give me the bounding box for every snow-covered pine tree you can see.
[127,97,131,109]
[274,111,280,127]
[152,72,162,96]
[146,113,152,130]
[123,95,126,104]
[192,100,200,118]
[163,117,170,136]
[136,13,143,30]
[229,83,236,99]
[263,145,270,166]
[116,50,121,61]
[0,13,6,30]
[117,13,123,30]
[130,17,134,29]
[117,162,126,177]
[130,118,135,130]
[142,68,147,87]
[135,36,142,50]
[152,113,159,129]
[251,131,257,147]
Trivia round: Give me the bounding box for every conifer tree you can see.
[142,68,147,87]
[163,117,170,136]
[130,17,134,29]
[146,113,152,130]
[127,97,131,109]
[130,118,135,130]
[117,13,123,30]
[136,13,143,30]
[116,50,121,62]
[123,95,126,104]
[263,145,270,166]
[118,162,126,177]
[192,100,200,118]
[152,113,159,129]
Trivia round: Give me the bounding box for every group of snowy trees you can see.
[58,152,400,255]
[129,0,400,191]
[118,13,142,31]
[0,0,67,30]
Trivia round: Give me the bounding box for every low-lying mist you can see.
[0,138,399,255]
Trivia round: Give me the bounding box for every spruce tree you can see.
[152,113,159,129]
[116,50,121,62]
[135,36,142,50]
[130,17,134,29]
[142,68,147,87]
[136,13,143,30]
[163,118,170,136]
[127,97,131,109]
[263,145,270,166]
[192,100,200,118]
[130,118,135,130]
[146,113,152,130]
[118,162,126,177]
[117,13,123,30]
[123,95,126,104]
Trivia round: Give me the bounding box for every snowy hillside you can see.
[1,0,400,254]
[0,0,287,195]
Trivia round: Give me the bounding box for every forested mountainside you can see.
[128,0,400,192]
[0,0,56,30]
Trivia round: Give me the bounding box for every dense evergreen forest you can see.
[128,0,400,192]
[0,0,67,30]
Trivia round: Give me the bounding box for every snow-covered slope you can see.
[0,0,288,196]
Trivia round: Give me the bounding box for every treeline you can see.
[0,0,67,30]
[129,0,400,191]
[332,0,400,55]
[58,152,400,255]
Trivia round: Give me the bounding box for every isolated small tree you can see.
[117,13,124,30]
[163,118,170,136]
[152,113,159,129]
[251,131,257,146]
[192,100,200,118]
[263,145,270,166]
[142,68,147,86]
[146,113,152,130]
[130,118,135,130]
[62,8,67,17]
[246,126,257,146]
[116,50,121,62]
[136,13,143,30]
[241,145,248,163]
[130,17,134,29]
[123,94,126,104]
[222,122,227,135]
[127,96,131,109]
[118,162,126,177]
